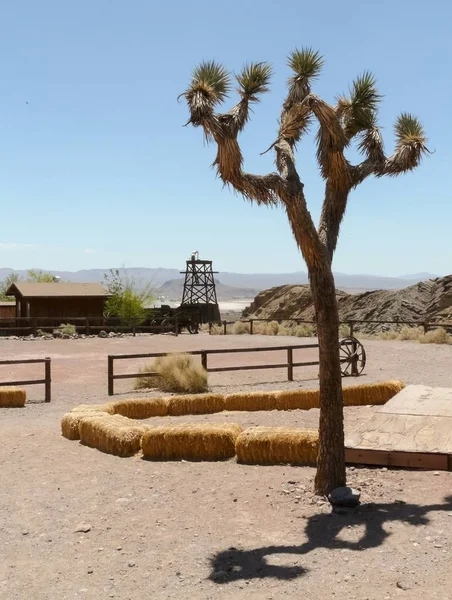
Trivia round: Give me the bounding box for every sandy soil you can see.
[0,333,451,599]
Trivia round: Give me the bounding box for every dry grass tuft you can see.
[110,397,170,419]
[419,327,451,344]
[141,423,242,461]
[236,427,318,465]
[78,414,150,456]
[133,363,162,390]
[232,321,250,335]
[399,326,423,341]
[61,411,110,440]
[0,387,26,408]
[224,391,278,412]
[167,394,226,416]
[152,353,208,394]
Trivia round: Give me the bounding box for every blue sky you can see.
[0,0,450,276]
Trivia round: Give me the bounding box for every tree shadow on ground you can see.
[209,495,452,583]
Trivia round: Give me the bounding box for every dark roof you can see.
[6,283,110,298]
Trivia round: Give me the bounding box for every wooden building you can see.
[0,301,16,320]
[6,283,110,319]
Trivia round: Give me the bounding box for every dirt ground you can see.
[1,333,451,599]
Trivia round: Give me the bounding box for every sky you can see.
[0,0,450,277]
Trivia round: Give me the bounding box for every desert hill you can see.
[244,276,452,333]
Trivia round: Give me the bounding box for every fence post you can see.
[108,355,114,395]
[423,321,428,334]
[32,318,37,337]
[351,338,358,377]
[349,321,354,337]
[249,319,254,335]
[86,318,90,336]
[44,357,51,403]
[223,320,227,335]
[208,322,212,335]
[132,324,136,337]
[174,315,179,336]
[201,351,208,371]
[287,347,293,381]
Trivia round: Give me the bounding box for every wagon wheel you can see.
[187,320,199,334]
[339,337,366,377]
[150,319,158,332]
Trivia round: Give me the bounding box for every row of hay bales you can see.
[61,380,404,465]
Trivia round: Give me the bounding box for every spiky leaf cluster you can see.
[236,62,272,101]
[339,72,382,139]
[187,61,231,106]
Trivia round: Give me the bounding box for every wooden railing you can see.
[208,318,452,336]
[0,357,51,402]
[107,342,359,396]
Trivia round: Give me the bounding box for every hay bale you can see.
[343,380,404,406]
[236,427,318,466]
[275,389,320,411]
[61,411,110,440]
[71,403,115,414]
[141,423,242,461]
[167,394,226,416]
[78,414,150,457]
[224,391,278,412]
[110,398,169,419]
[0,386,26,408]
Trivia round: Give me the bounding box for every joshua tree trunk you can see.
[309,266,345,494]
[183,51,427,495]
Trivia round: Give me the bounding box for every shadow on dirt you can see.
[209,495,452,583]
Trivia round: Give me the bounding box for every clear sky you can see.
[1,0,450,276]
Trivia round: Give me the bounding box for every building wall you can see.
[0,303,16,319]
[25,297,106,319]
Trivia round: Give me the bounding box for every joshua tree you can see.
[181,50,428,494]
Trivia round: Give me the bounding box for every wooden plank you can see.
[379,385,452,417]
[345,448,449,470]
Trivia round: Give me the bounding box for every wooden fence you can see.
[208,318,452,337]
[107,341,361,396]
[0,357,51,403]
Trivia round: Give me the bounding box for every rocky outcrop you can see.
[243,276,452,333]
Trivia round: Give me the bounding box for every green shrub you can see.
[58,323,77,336]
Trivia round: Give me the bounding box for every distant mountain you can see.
[398,272,438,280]
[0,267,441,295]
[157,278,258,302]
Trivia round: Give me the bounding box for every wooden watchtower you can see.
[180,252,221,323]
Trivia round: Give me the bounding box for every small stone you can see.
[210,570,228,582]
[87,569,93,574]
[433,471,441,476]
[329,487,360,508]
[98,330,108,338]
[22,530,29,536]
[116,546,122,551]
[128,561,136,568]
[397,579,414,591]
[434,544,443,548]
[74,524,92,533]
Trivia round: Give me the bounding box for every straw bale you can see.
[110,397,170,419]
[236,427,318,466]
[275,389,320,411]
[167,393,226,416]
[78,414,150,457]
[61,411,110,440]
[224,391,278,412]
[0,387,26,408]
[343,380,404,406]
[141,423,242,461]
[71,403,115,414]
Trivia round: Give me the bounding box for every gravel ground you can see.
[0,333,451,599]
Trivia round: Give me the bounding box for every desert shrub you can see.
[399,326,423,341]
[58,323,77,336]
[419,327,451,344]
[267,321,280,335]
[232,321,250,335]
[379,330,399,340]
[277,325,293,336]
[294,324,315,337]
[134,363,162,390]
[339,324,351,337]
[36,329,46,337]
[152,353,208,394]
